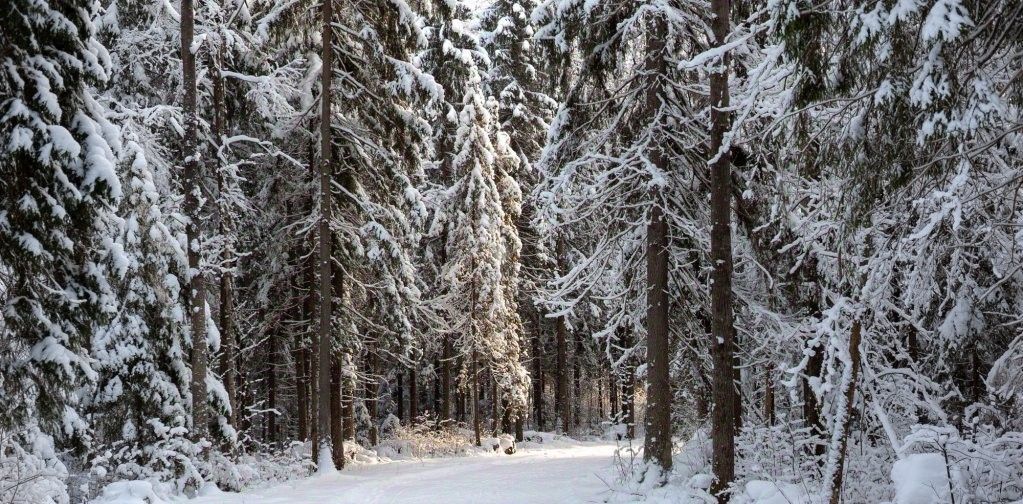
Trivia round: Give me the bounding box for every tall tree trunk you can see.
[343,380,355,440]
[708,0,737,498]
[294,334,308,441]
[610,370,619,420]
[827,320,863,504]
[532,317,544,430]
[237,339,248,437]
[764,364,776,426]
[314,0,334,470]
[310,326,320,464]
[555,244,571,434]
[219,276,236,427]
[491,377,500,434]
[268,329,278,447]
[734,335,743,434]
[367,350,379,446]
[433,358,442,414]
[472,351,482,446]
[397,372,405,423]
[644,190,672,474]
[574,332,583,428]
[209,26,237,431]
[804,338,825,458]
[501,397,512,435]
[410,367,419,422]
[441,335,452,421]
[181,0,207,440]
[624,368,636,439]
[330,354,344,468]
[643,15,672,472]
[457,376,466,423]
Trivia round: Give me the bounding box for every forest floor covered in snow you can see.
[194,441,617,504]
[96,438,622,504]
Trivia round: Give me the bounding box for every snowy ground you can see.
[191,441,620,504]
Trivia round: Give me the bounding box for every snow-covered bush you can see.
[896,424,1023,503]
[375,420,479,459]
[0,431,70,504]
[606,429,714,502]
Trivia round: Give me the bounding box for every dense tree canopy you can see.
[1,0,1021,503]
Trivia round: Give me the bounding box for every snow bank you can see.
[91,481,171,504]
[518,430,583,450]
[891,453,952,504]
[739,481,813,504]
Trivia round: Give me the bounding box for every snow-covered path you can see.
[193,442,620,504]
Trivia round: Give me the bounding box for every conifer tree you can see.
[1,0,120,445]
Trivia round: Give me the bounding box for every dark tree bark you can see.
[314,0,334,468]
[219,276,236,427]
[532,320,545,431]
[433,358,442,414]
[491,377,500,434]
[294,334,309,441]
[367,348,379,446]
[209,28,237,431]
[343,380,355,441]
[501,397,512,435]
[409,367,419,422]
[708,0,738,498]
[330,355,344,468]
[267,328,278,447]
[624,368,636,439]
[181,0,208,440]
[764,364,776,426]
[236,339,248,436]
[642,16,672,476]
[574,332,583,428]
[472,351,482,446]
[610,370,619,420]
[310,329,319,464]
[555,241,571,433]
[396,372,405,423]
[644,192,672,473]
[441,335,452,421]
[804,338,825,458]
[457,376,466,423]
[828,320,862,504]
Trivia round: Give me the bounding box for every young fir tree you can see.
[480,0,557,437]
[421,0,530,446]
[89,138,200,487]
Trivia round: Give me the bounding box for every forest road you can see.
[191,441,621,504]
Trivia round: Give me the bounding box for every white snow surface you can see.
[189,441,617,504]
[890,453,952,504]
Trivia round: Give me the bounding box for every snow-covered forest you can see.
[2,0,1022,502]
